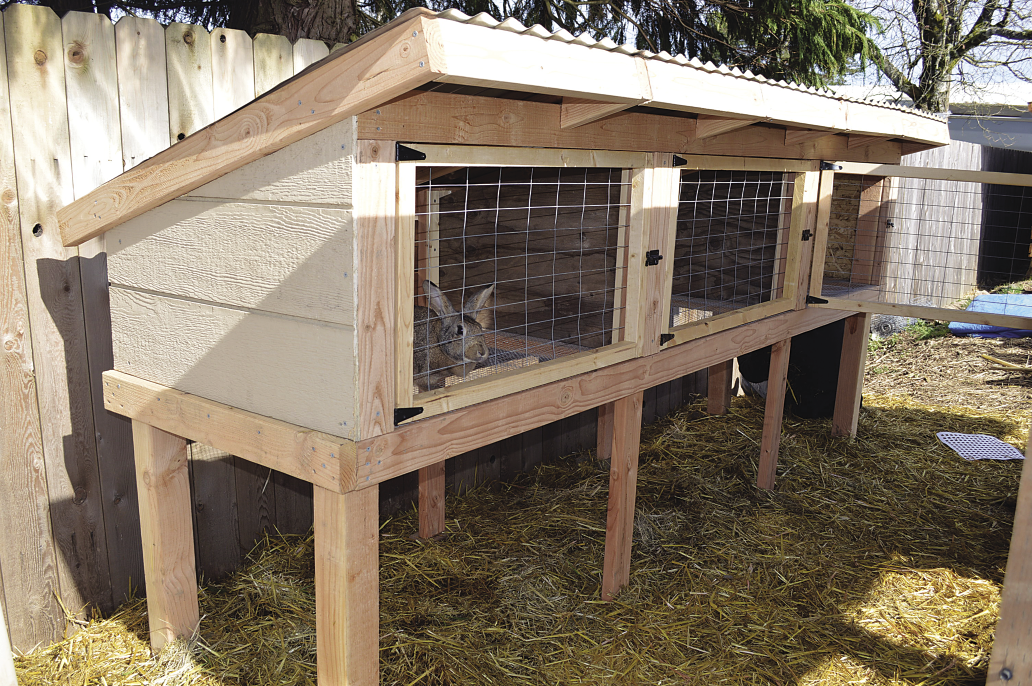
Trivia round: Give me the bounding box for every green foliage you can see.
[906,319,951,341]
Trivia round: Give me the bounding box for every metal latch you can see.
[394,407,424,424]
[801,230,813,241]
[645,250,664,266]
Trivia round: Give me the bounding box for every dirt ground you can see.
[864,329,1032,433]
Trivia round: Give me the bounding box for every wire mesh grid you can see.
[669,170,794,327]
[821,174,1032,308]
[412,165,630,393]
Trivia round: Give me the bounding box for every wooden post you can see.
[757,339,791,490]
[314,484,379,686]
[706,360,733,415]
[985,423,1032,684]
[131,420,199,653]
[831,313,872,437]
[418,462,446,538]
[596,401,615,462]
[601,391,644,600]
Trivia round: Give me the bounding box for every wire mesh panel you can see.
[411,165,631,394]
[821,173,1032,308]
[669,170,794,328]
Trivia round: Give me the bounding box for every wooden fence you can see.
[0,4,706,653]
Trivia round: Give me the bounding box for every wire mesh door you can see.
[396,146,649,416]
[663,160,813,345]
[810,162,1032,332]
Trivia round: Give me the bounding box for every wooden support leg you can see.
[601,391,644,601]
[418,462,445,538]
[596,400,615,463]
[757,339,791,490]
[315,484,379,686]
[707,360,734,415]
[832,313,872,438]
[131,420,199,653]
[986,430,1032,684]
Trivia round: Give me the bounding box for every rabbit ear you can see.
[424,280,456,315]
[464,284,495,328]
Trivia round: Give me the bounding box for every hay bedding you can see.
[16,336,1028,685]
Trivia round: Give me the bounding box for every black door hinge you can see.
[801,229,813,241]
[396,143,427,161]
[395,407,424,424]
[805,295,829,305]
[819,161,843,171]
[660,333,675,345]
[672,155,688,167]
[645,250,664,266]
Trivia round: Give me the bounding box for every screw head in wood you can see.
[1001,668,1013,681]
[33,50,46,66]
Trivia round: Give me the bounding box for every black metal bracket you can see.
[672,155,688,167]
[660,333,675,345]
[645,250,664,266]
[801,229,813,241]
[805,295,829,305]
[819,161,843,171]
[394,407,424,424]
[396,143,427,161]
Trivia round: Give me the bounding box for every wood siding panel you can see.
[107,200,355,325]
[109,288,359,438]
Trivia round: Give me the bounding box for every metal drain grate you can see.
[936,432,1025,461]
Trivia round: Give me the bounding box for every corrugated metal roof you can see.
[435,9,946,124]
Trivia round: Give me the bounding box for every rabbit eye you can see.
[455,324,464,336]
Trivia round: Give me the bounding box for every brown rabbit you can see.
[413,280,494,392]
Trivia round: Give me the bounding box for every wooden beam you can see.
[695,115,758,140]
[831,313,871,438]
[601,391,644,600]
[811,297,1032,332]
[807,170,836,299]
[356,141,396,440]
[707,361,734,415]
[314,484,379,685]
[131,420,198,653]
[784,128,835,146]
[560,97,633,129]
[58,10,439,247]
[103,370,354,492]
[355,306,853,489]
[986,442,1032,685]
[356,91,907,165]
[847,134,882,149]
[757,339,791,489]
[835,160,1032,187]
[418,462,446,538]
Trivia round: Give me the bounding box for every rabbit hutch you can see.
[55,7,1032,684]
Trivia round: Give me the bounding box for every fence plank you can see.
[115,16,169,170]
[0,7,63,651]
[63,10,139,611]
[293,37,329,73]
[165,22,213,144]
[4,2,111,632]
[211,27,254,120]
[253,33,292,96]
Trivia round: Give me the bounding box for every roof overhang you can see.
[59,8,949,247]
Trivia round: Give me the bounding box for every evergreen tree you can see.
[1,0,876,89]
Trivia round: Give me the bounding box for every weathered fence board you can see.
[63,10,141,612]
[0,8,63,649]
[115,16,169,169]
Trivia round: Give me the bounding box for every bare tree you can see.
[854,0,1032,112]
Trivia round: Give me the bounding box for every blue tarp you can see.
[949,294,1032,338]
